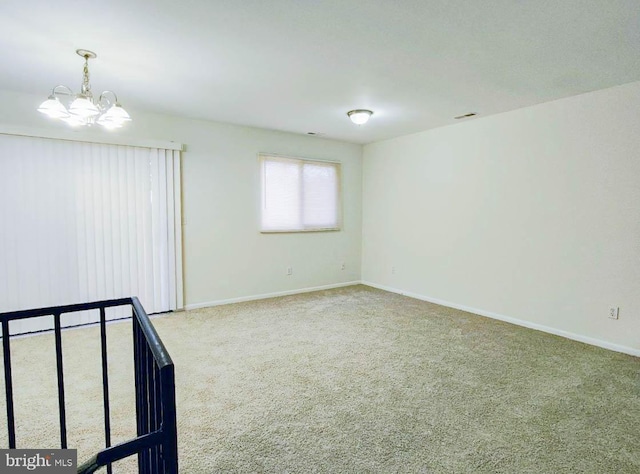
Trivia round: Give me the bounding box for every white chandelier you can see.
[37,49,131,129]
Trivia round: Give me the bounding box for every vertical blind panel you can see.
[0,134,182,334]
[171,151,184,310]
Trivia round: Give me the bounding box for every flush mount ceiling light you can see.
[347,109,373,125]
[37,49,131,130]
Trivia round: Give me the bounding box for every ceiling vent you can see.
[454,113,477,120]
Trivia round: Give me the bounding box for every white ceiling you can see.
[0,0,639,144]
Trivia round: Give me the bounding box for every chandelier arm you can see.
[98,90,119,109]
[51,85,74,97]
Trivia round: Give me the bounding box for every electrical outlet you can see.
[341,262,346,270]
[286,267,293,276]
[391,266,396,274]
[608,306,619,320]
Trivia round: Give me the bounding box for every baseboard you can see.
[361,281,640,358]
[184,281,362,310]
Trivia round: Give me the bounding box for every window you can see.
[260,154,341,232]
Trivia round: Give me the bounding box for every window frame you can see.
[259,153,343,233]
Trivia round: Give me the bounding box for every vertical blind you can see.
[0,133,182,334]
[260,154,341,232]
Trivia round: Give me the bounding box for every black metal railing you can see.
[0,297,178,474]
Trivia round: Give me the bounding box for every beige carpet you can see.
[1,285,639,473]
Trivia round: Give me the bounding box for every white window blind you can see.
[0,133,182,334]
[260,154,341,232]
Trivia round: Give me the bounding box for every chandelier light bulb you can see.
[104,104,132,122]
[62,116,86,127]
[37,96,70,119]
[98,120,123,130]
[347,109,373,125]
[69,95,100,118]
[97,104,131,129]
[37,49,131,129]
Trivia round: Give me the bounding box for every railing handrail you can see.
[130,298,174,369]
[0,298,132,322]
[0,297,173,370]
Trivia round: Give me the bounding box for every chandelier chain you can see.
[81,57,92,97]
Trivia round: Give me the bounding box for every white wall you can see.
[362,81,640,353]
[4,82,639,354]
[0,90,362,308]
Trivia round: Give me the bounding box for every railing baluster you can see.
[99,307,113,474]
[161,364,178,474]
[53,312,68,448]
[143,344,152,472]
[150,353,157,432]
[150,361,160,473]
[2,320,16,448]
[154,364,162,470]
[134,313,150,473]
[2,298,177,473]
[133,314,142,472]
